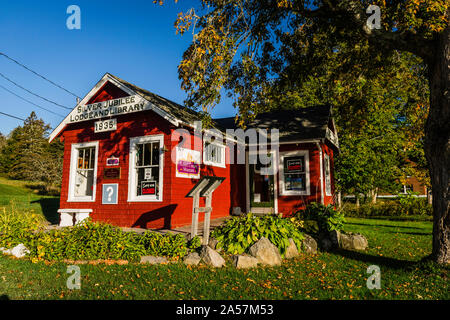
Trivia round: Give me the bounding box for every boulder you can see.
[301,234,318,254]
[329,230,341,248]
[321,237,333,251]
[208,238,221,252]
[140,256,168,264]
[183,252,201,266]
[249,237,282,266]
[10,244,30,258]
[285,238,300,259]
[233,255,259,269]
[200,246,225,268]
[350,234,368,251]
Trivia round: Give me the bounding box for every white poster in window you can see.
[176,147,200,179]
[144,168,152,180]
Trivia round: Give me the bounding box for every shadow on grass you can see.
[31,198,60,225]
[0,295,9,300]
[332,248,416,269]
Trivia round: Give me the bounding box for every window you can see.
[203,141,225,167]
[68,141,99,202]
[128,135,164,202]
[324,153,332,196]
[279,151,310,196]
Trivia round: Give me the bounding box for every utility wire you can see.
[0,111,25,121]
[0,52,81,98]
[0,84,65,118]
[0,72,72,110]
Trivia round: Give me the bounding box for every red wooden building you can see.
[49,73,339,229]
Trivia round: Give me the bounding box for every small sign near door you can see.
[286,158,303,172]
[102,184,118,204]
[141,181,156,195]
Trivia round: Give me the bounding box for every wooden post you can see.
[191,193,199,239]
[203,194,212,245]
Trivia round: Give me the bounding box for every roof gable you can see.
[48,73,200,142]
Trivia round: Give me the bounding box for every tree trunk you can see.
[424,24,450,264]
[371,188,378,204]
[337,191,342,209]
[355,195,360,208]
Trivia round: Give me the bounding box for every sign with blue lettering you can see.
[102,184,118,204]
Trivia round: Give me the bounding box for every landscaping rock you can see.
[301,234,318,254]
[10,244,30,258]
[233,254,259,269]
[183,252,201,266]
[208,238,220,251]
[346,233,368,251]
[321,237,333,251]
[140,256,168,264]
[0,247,11,255]
[285,238,300,259]
[249,237,282,266]
[329,230,341,248]
[200,246,225,268]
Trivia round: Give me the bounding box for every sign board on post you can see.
[102,184,118,204]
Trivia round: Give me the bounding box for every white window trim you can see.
[203,141,226,168]
[127,134,164,202]
[279,150,310,196]
[324,153,332,196]
[67,141,99,202]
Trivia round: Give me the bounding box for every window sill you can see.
[203,161,226,168]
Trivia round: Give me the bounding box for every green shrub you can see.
[187,236,202,251]
[295,203,345,235]
[138,231,188,258]
[1,218,188,262]
[211,213,304,257]
[342,196,432,218]
[0,203,45,248]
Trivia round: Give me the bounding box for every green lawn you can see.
[0,216,448,300]
[0,177,60,224]
[0,177,448,300]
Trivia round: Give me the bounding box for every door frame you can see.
[246,149,278,214]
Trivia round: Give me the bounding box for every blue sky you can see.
[0,0,235,135]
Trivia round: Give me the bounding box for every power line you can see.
[0,84,65,118]
[0,111,25,121]
[0,52,81,98]
[0,72,72,110]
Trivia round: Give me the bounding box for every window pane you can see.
[90,148,95,169]
[83,148,90,169]
[77,149,84,169]
[151,142,159,165]
[143,143,151,166]
[136,144,144,166]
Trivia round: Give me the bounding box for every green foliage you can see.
[295,203,345,235]
[343,198,432,218]
[138,231,188,258]
[187,236,202,251]
[0,217,188,262]
[0,112,63,191]
[211,213,304,257]
[0,203,46,248]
